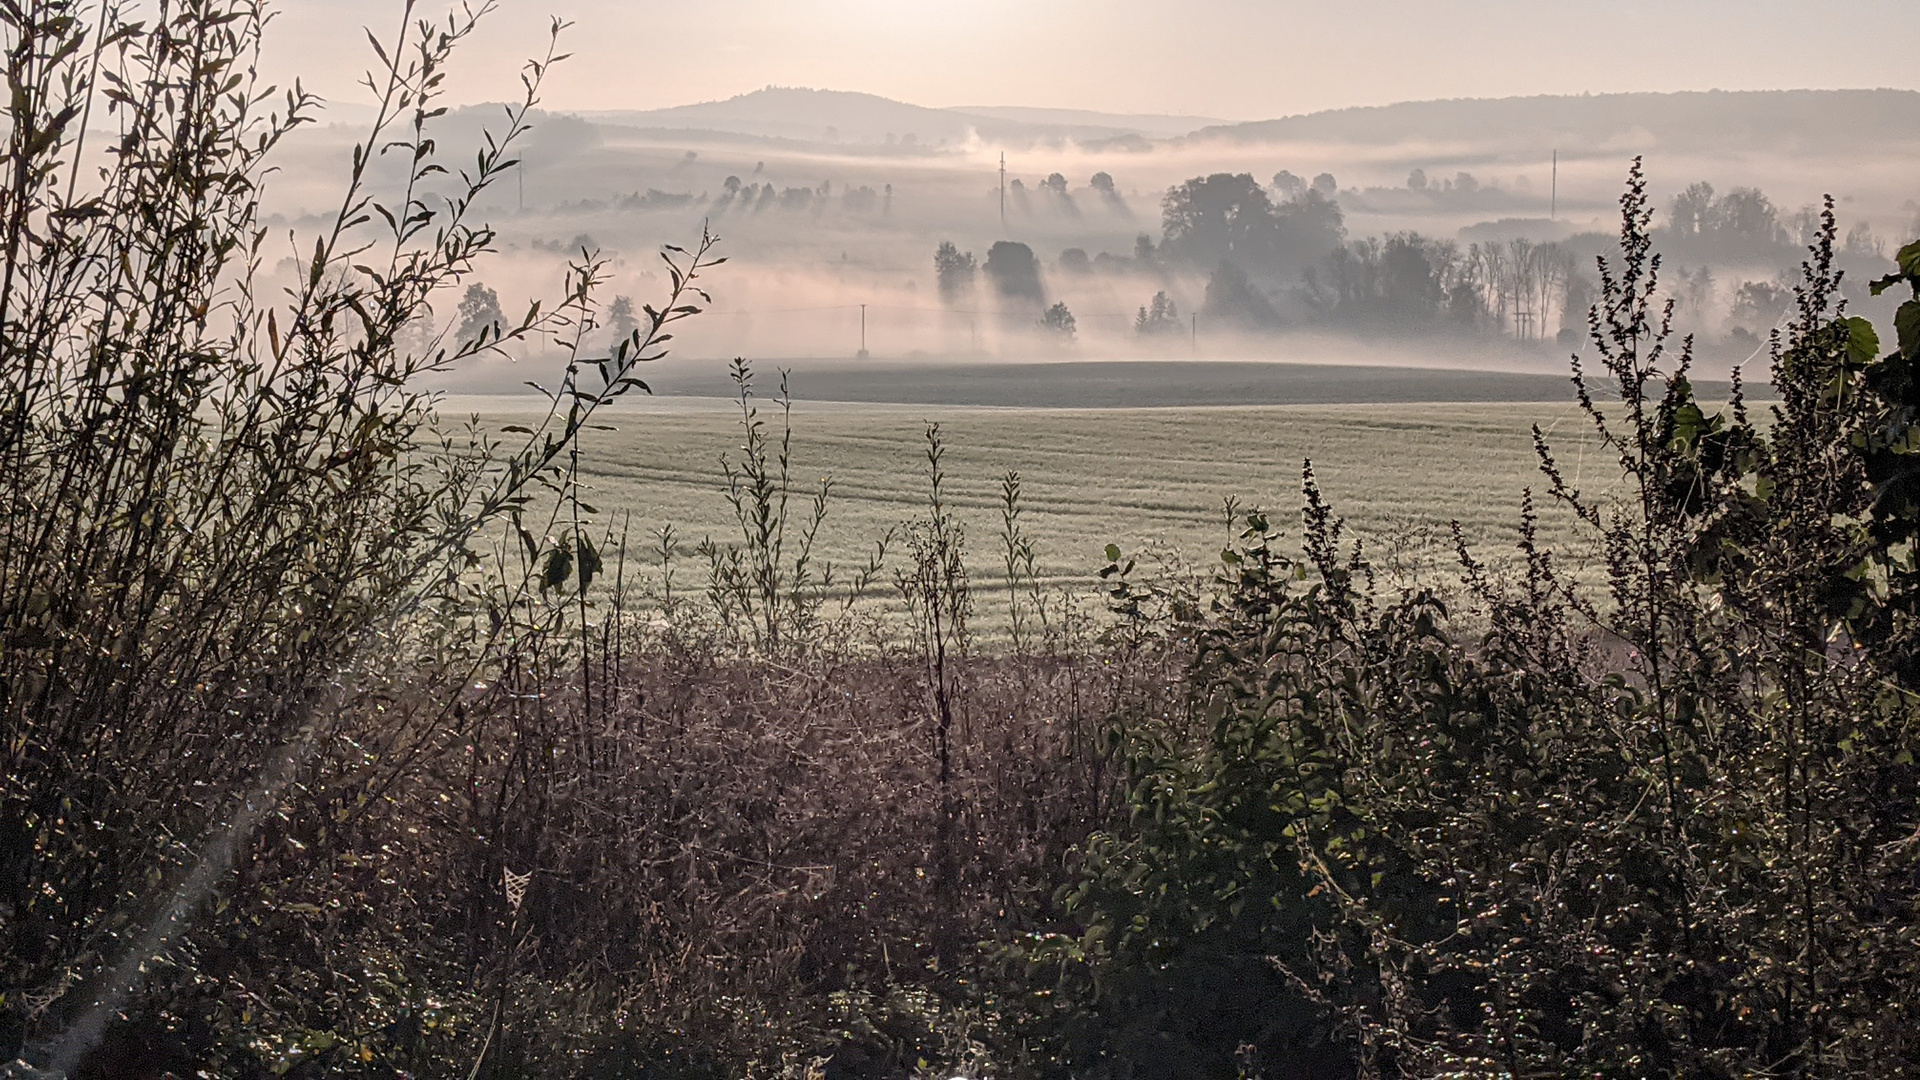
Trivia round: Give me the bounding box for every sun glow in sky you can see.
[264,0,1920,120]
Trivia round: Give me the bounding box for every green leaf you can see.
[1897,300,1920,360]
[1897,239,1920,279]
[1846,317,1881,368]
[1104,543,1122,563]
[1669,401,1709,450]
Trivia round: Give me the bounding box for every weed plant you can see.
[0,11,1132,1075]
[1016,163,1920,1079]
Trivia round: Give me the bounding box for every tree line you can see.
[934,167,1898,351]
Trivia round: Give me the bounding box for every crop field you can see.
[450,392,1620,616]
[629,357,1591,409]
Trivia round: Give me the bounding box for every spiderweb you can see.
[502,867,530,913]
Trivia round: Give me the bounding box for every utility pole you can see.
[858,303,869,358]
[998,152,1006,233]
[1550,149,1557,221]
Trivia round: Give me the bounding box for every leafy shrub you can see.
[1023,163,1920,1078]
[0,3,713,1073]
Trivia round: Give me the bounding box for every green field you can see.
[449,393,1615,616]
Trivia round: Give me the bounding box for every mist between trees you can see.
[250,82,1914,380]
[6,4,1920,1080]
[906,169,1905,370]
[411,161,1907,381]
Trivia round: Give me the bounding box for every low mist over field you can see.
[251,85,1920,396]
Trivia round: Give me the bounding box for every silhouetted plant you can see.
[896,424,972,970]
[0,2,718,1073]
[1020,162,1920,1079]
[1038,301,1077,340]
[1134,291,1181,336]
[697,360,885,654]
[934,240,977,303]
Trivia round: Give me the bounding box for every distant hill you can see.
[578,87,1920,159]
[1184,89,1920,152]
[580,87,1218,146]
[585,88,974,144]
[942,105,1224,140]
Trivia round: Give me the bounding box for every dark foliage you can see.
[1306,232,1584,341]
[1202,262,1282,331]
[984,241,1045,310]
[1161,174,1345,280]
[1134,291,1181,337]
[1039,302,1077,340]
[1015,162,1920,1079]
[934,240,977,303]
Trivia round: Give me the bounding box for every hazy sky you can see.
[263,0,1920,121]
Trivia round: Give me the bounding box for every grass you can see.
[447,394,1611,614]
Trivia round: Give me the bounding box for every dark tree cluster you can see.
[1159,172,1347,280]
[1306,232,1589,341]
[934,240,977,301]
[1201,261,1282,329]
[1659,180,1790,260]
[1134,291,1181,336]
[984,240,1046,310]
